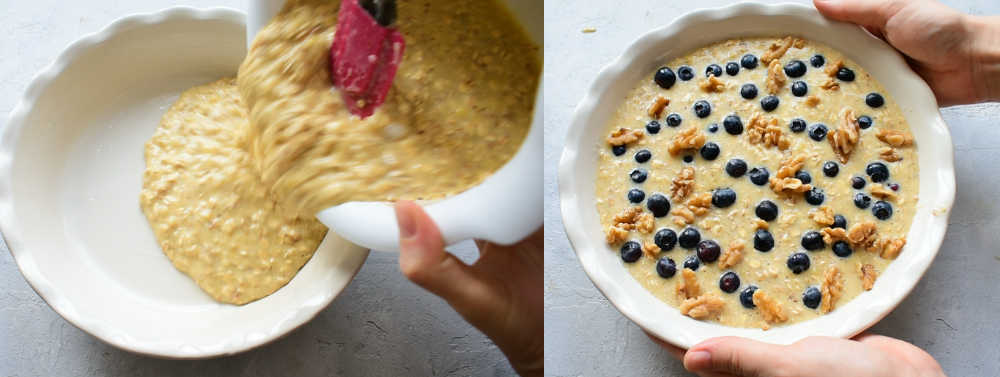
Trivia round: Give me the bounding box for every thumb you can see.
[684,337,793,376]
[813,0,908,28]
[394,200,494,314]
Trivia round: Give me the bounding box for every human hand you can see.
[394,201,543,377]
[648,333,946,377]
[813,0,1000,106]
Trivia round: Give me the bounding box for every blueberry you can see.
[823,161,840,177]
[706,64,723,77]
[761,95,780,112]
[784,60,807,77]
[804,187,825,205]
[683,155,694,163]
[666,113,683,127]
[791,81,808,97]
[635,149,652,163]
[620,241,642,262]
[647,194,671,217]
[802,286,822,309]
[678,66,694,81]
[646,120,662,134]
[857,115,873,129]
[789,118,807,133]
[723,114,744,135]
[810,54,825,68]
[612,145,626,156]
[795,170,812,184]
[630,169,647,183]
[654,228,677,251]
[836,67,855,82]
[741,54,758,69]
[693,100,712,118]
[872,200,893,220]
[866,92,885,108]
[889,183,900,191]
[748,167,770,186]
[801,231,825,250]
[755,200,779,221]
[725,62,740,76]
[654,67,677,89]
[787,252,811,274]
[740,285,759,308]
[833,241,853,257]
[656,257,677,278]
[719,271,741,293]
[740,83,758,99]
[627,188,645,203]
[697,240,721,262]
[833,214,847,229]
[726,159,748,178]
[683,255,700,271]
[866,162,890,182]
[854,192,872,209]
[712,187,737,208]
[754,229,775,252]
[707,123,719,133]
[679,227,701,249]
[851,176,867,189]
[700,142,721,160]
[808,123,828,141]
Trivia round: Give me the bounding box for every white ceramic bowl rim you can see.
[0,7,369,358]
[559,2,956,348]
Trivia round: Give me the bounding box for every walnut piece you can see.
[642,241,660,260]
[879,147,903,162]
[876,129,914,147]
[870,185,898,202]
[769,155,811,195]
[746,113,790,150]
[672,207,694,225]
[635,213,655,234]
[766,59,787,94]
[829,108,862,163]
[793,38,806,48]
[605,225,629,244]
[613,206,643,225]
[860,264,878,291]
[648,96,670,119]
[824,60,844,77]
[805,95,821,107]
[670,167,696,200]
[668,127,707,156]
[810,206,835,226]
[607,127,644,146]
[820,266,844,314]
[878,237,906,259]
[754,219,769,230]
[676,268,701,299]
[819,79,840,91]
[718,241,745,269]
[699,76,726,93]
[847,221,878,249]
[687,192,712,216]
[752,290,788,324]
[761,36,794,64]
[820,227,848,245]
[679,294,726,320]
[775,155,805,179]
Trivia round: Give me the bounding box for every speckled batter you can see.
[140,79,327,305]
[238,0,540,215]
[596,37,919,328]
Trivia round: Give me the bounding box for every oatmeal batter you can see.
[140,79,327,305]
[238,0,540,215]
[596,37,919,328]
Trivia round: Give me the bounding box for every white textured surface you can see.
[545,0,1000,376]
[0,1,512,375]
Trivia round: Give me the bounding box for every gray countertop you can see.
[0,1,512,376]
[543,0,1000,376]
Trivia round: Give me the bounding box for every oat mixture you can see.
[140,0,539,304]
[596,37,918,328]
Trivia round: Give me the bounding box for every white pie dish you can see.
[558,2,955,349]
[0,8,370,358]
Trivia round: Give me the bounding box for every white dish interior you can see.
[559,3,955,348]
[0,8,369,358]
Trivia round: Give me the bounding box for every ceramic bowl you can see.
[559,2,955,348]
[0,8,369,358]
